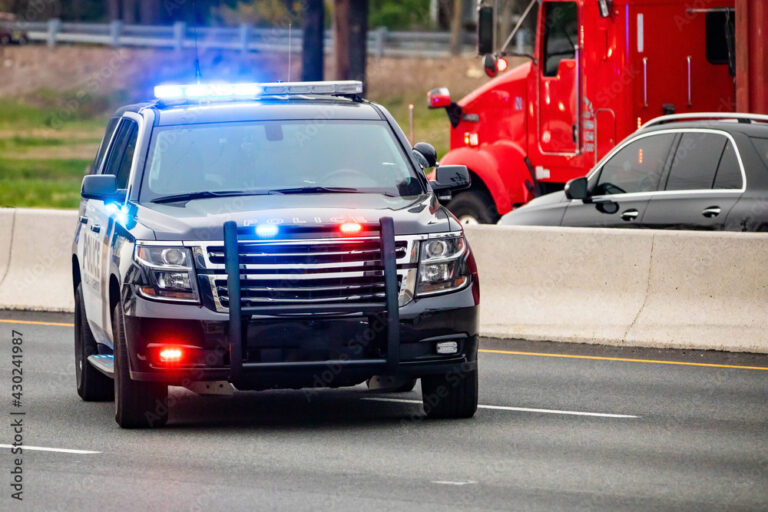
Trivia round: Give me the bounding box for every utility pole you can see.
[449,0,463,56]
[302,0,324,81]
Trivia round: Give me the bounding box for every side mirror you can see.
[431,165,470,192]
[483,54,498,78]
[427,87,452,109]
[81,174,123,202]
[564,177,589,201]
[413,142,437,168]
[477,5,495,55]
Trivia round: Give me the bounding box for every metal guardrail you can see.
[0,19,535,58]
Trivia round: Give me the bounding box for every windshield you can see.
[139,120,423,202]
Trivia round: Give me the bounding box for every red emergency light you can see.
[158,347,184,364]
[340,222,363,234]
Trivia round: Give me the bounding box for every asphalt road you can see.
[1,310,766,511]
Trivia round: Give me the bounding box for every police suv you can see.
[72,81,480,428]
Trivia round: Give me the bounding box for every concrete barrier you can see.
[465,225,768,353]
[0,208,77,312]
[0,209,766,353]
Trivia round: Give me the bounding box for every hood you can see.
[133,193,451,241]
[520,190,567,209]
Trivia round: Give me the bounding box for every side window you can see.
[705,10,735,66]
[90,117,119,175]
[713,141,742,190]
[102,119,138,190]
[594,135,674,195]
[665,133,727,191]
[542,2,578,77]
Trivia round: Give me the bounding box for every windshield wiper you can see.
[151,190,269,204]
[268,186,361,195]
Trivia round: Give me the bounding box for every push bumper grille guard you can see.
[223,218,400,383]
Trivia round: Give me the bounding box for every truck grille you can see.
[202,238,413,312]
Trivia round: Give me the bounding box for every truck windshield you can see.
[139,120,423,202]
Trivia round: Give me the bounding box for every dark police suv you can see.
[500,114,768,231]
[72,81,479,428]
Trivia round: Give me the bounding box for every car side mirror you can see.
[81,174,123,202]
[413,142,437,168]
[430,165,471,192]
[564,177,589,201]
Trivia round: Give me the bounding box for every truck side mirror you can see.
[477,5,495,55]
[427,87,452,109]
[431,165,471,192]
[81,174,123,202]
[413,142,437,168]
[564,177,589,201]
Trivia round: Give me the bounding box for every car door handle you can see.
[702,206,721,218]
[90,224,101,233]
[621,209,639,221]
[79,216,88,224]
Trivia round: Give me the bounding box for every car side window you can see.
[665,132,727,191]
[594,134,673,196]
[90,117,119,175]
[102,118,138,190]
[542,2,578,77]
[713,141,742,190]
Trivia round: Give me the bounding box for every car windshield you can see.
[139,120,423,202]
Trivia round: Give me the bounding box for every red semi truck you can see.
[429,0,749,224]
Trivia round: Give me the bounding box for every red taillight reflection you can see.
[158,347,183,364]
[340,222,362,234]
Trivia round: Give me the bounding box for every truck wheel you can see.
[447,190,499,225]
[74,284,114,401]
[421,368,478,419]
[113,303,168,428]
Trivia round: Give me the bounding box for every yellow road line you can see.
[0,319,74,327]
[479,349,768,371]
[1,318,765,371]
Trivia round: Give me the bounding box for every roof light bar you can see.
[153,81,363,101]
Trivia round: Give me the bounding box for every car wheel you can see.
[74,284,114,401]
[113,303,168,428]
[421,368,478,419]
[446,190,499,225]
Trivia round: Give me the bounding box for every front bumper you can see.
[122,218,479,389]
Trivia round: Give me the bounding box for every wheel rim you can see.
[458,215,480,225]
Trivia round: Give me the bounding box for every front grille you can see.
[205,238,409,310]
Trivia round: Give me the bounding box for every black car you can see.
[72,81,480,428]
[499,114,768,231]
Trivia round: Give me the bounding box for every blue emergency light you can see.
[154,81,364,102]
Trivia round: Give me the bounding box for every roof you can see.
[113,98,383,126]
[640,119,768,138]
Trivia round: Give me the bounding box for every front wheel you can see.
[446,190,499,225]
[113,303,168,428]
[421,367,478,419]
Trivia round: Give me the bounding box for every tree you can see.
[334,0,368,86]
[301,0,324,81]
[139,0,161,24]
[449,0,462,56]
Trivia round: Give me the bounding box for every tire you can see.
[113,303,168,428]
[421,368,478,419]
[74,284,114,401]
[446,190,499,225]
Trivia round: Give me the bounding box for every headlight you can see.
[134,245,199,302]
[416,235,470,296]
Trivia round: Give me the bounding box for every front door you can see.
[562,132,676,227]
[538,1,579,154]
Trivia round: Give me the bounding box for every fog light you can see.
[436,341,458,355]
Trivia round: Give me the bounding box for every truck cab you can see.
[71,81,480,428]
[430,0,736,223]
